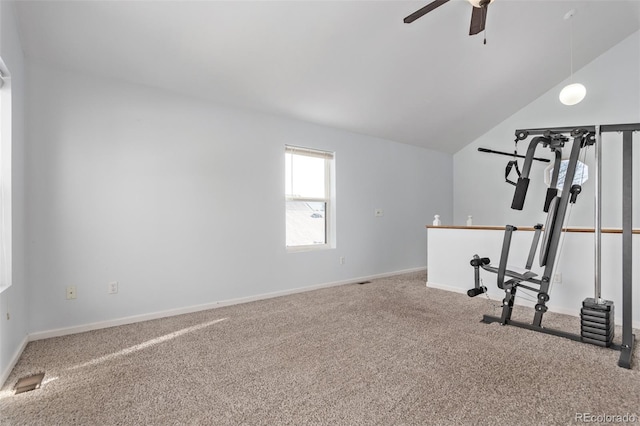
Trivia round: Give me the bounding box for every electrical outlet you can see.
[66,286,77,300]
[108,281,118,294]
[554,273,562,284]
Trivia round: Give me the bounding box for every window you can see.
[0,59,11,293]
[285,145,334,250]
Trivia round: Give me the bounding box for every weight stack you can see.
[581,298,614,347]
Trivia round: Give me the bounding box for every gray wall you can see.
[0,1,27,384]
[25,63,453,334]
[453,30,640,228]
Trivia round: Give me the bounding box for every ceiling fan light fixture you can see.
[559,83,587,106]
[467,0,493,8]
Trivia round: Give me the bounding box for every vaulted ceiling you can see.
[13,0,640,153]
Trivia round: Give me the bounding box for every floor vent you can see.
[14,373,45,395]
[357,281,372,285]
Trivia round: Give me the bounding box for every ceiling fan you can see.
[404,0,494,38]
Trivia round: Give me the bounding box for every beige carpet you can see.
[1,271,638,425]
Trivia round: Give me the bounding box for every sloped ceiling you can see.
[13,0,640,153]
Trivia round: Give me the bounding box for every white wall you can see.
[25,63,453,334]
[0,1,27,384]
[454,30,640,228]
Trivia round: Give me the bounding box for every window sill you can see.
[286,244,333,253]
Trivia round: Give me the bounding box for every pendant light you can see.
[559,9,586,106]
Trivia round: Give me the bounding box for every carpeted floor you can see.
[1,271,638,425]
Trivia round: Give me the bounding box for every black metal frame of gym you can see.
[469,123,639,369]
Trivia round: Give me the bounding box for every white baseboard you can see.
[426,281,467,295]
[427,281,640,329]
[30,267,427,342]
[1,335,28,387]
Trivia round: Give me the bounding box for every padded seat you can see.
[482,264,537,281]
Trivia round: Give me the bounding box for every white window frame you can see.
[0,58,12,293]
[285,145,335,252]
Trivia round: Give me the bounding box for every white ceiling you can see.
[12,0,640,153]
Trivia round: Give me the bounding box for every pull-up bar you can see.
[477,147,550,163]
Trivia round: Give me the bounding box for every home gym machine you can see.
[468,123,639,369]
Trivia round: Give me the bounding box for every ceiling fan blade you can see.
[469,4,488,35]
[404,0,451,24]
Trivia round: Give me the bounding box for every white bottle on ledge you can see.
[466,215,473,226]
[433,215,441,226]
